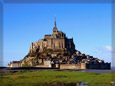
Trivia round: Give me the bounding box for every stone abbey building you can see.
[8,19,111,69]
[30,20,75,54]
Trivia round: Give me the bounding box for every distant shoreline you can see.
[0,67,112,73]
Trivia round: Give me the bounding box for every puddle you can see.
[4,82,112,86]
[37,82,112,86]
[38,82,88,86]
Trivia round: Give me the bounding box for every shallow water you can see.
[77,70,112,73]
[37,82,88,86]
[36,82,112,86]
[4,82,112,86]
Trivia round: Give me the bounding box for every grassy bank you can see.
[0,70,114,86]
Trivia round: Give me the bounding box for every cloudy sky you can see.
[3,4,112,66]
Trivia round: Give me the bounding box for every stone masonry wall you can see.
[60,64,82,69]
[59,63,110,70]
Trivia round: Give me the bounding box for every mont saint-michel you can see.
[8,20,111,69]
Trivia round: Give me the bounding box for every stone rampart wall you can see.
[36,65,51,68]
[59,63,111,69]
[87,63,111,69]
[60,64,81,69]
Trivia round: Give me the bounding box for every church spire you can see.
[54,17,56,27]
[53,17,58,32]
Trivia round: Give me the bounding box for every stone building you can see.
[8,61,21,67]
[29,19,75,54]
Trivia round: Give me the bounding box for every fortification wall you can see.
[81,63,87,69]
[59,63,110,69]
[36,65,51,68]
[87,63,111,69]
[60,64,82,69]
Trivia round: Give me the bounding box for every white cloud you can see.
[104,46,112,52]
[102,46,115,53]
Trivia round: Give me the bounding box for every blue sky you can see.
[3,4,112,66]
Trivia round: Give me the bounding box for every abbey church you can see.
[8,19,110,69]
[29,19,75,54]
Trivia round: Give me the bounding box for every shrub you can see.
[22,61,31,67]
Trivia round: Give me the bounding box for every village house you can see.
[8,61,21,67]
